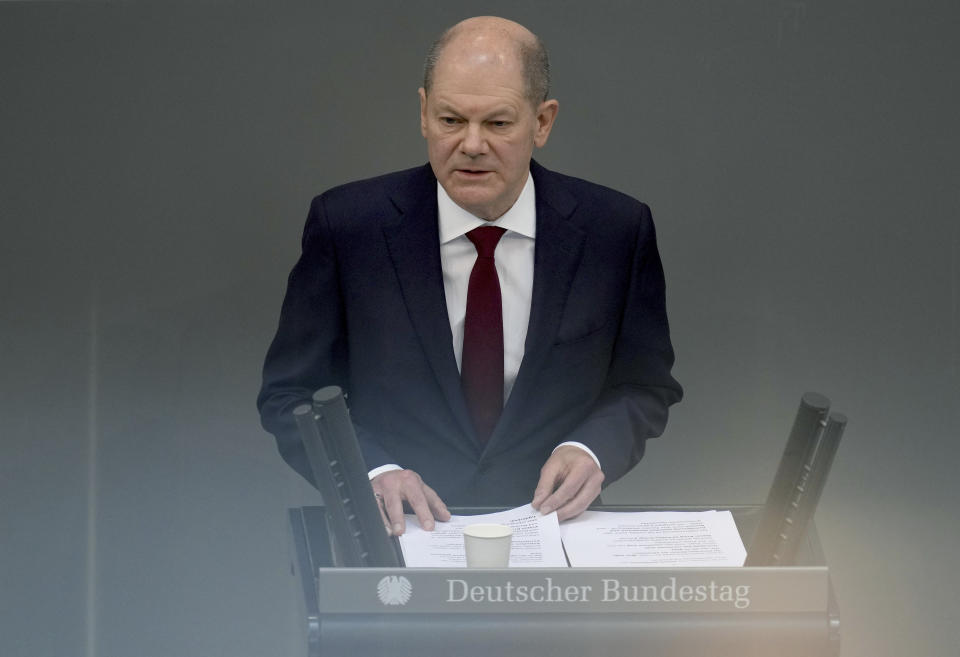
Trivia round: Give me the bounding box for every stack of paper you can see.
[399,504,567,568]
[559,510,746,567]
[398,505,746,568]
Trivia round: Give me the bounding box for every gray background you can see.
[1,1,957,656]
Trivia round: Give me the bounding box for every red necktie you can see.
[461,226,507,442]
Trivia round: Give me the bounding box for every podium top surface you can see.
[291,504,835,616]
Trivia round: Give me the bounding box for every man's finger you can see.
[532,462,564,509]
[403,482,437,531]
[538,466,590,516]
[423,483,452,522]
[383,491,407,536]
[373,491,391,533]
[553,469,604,521]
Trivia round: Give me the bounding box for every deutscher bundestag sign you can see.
[317,568,828,614]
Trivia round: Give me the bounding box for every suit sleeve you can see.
[560,203,683,484]
[256,195,396,485]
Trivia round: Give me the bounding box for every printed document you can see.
[399,506,746,568]
[559,510,747,567]
[399,504,567,568]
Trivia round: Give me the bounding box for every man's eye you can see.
[491,121,509,127]
[440,117,459,125]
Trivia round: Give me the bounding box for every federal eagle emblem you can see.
[376,575,413,606]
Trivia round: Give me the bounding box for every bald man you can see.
[258,17,682,535]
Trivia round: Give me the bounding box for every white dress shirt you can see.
[368,172,600,480]
[438,171,536,401]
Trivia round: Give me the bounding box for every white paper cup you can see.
[463,523,513,568]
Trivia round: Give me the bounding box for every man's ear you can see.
[418,88,428,138]
[533,99,559,148]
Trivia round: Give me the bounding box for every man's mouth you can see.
[456,169,492,177]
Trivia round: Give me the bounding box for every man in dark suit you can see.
[257,16,682,535]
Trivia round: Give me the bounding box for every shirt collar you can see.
[437,172,536,244]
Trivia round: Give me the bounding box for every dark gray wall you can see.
[2,2,957,656]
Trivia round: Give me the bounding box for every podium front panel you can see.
[289,505,840,657]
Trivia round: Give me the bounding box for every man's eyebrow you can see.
[433,105,518,121]
[484,107,517,118]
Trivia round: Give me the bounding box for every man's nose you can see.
[460,123,487,156]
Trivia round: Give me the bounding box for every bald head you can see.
[423,16,550,108]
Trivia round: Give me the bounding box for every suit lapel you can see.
[487,162,586,453]
[381,162,587,455]
[381,166,477,444]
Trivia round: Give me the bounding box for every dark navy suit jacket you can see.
[257,160,682,505]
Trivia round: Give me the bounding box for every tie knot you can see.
[466,226,506,258]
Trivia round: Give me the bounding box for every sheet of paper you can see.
[559,510,747,567]
[398,504,568,568]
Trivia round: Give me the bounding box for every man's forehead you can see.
[435,24,525,75]
[435,47,522,80]
[429,48,526,100]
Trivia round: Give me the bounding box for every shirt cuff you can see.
[553,441,602,471]
[368,463,403,480]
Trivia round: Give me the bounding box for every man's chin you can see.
[446,185,497,210]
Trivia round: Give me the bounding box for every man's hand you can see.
[531,446,604,521]
[371,469,451,536]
